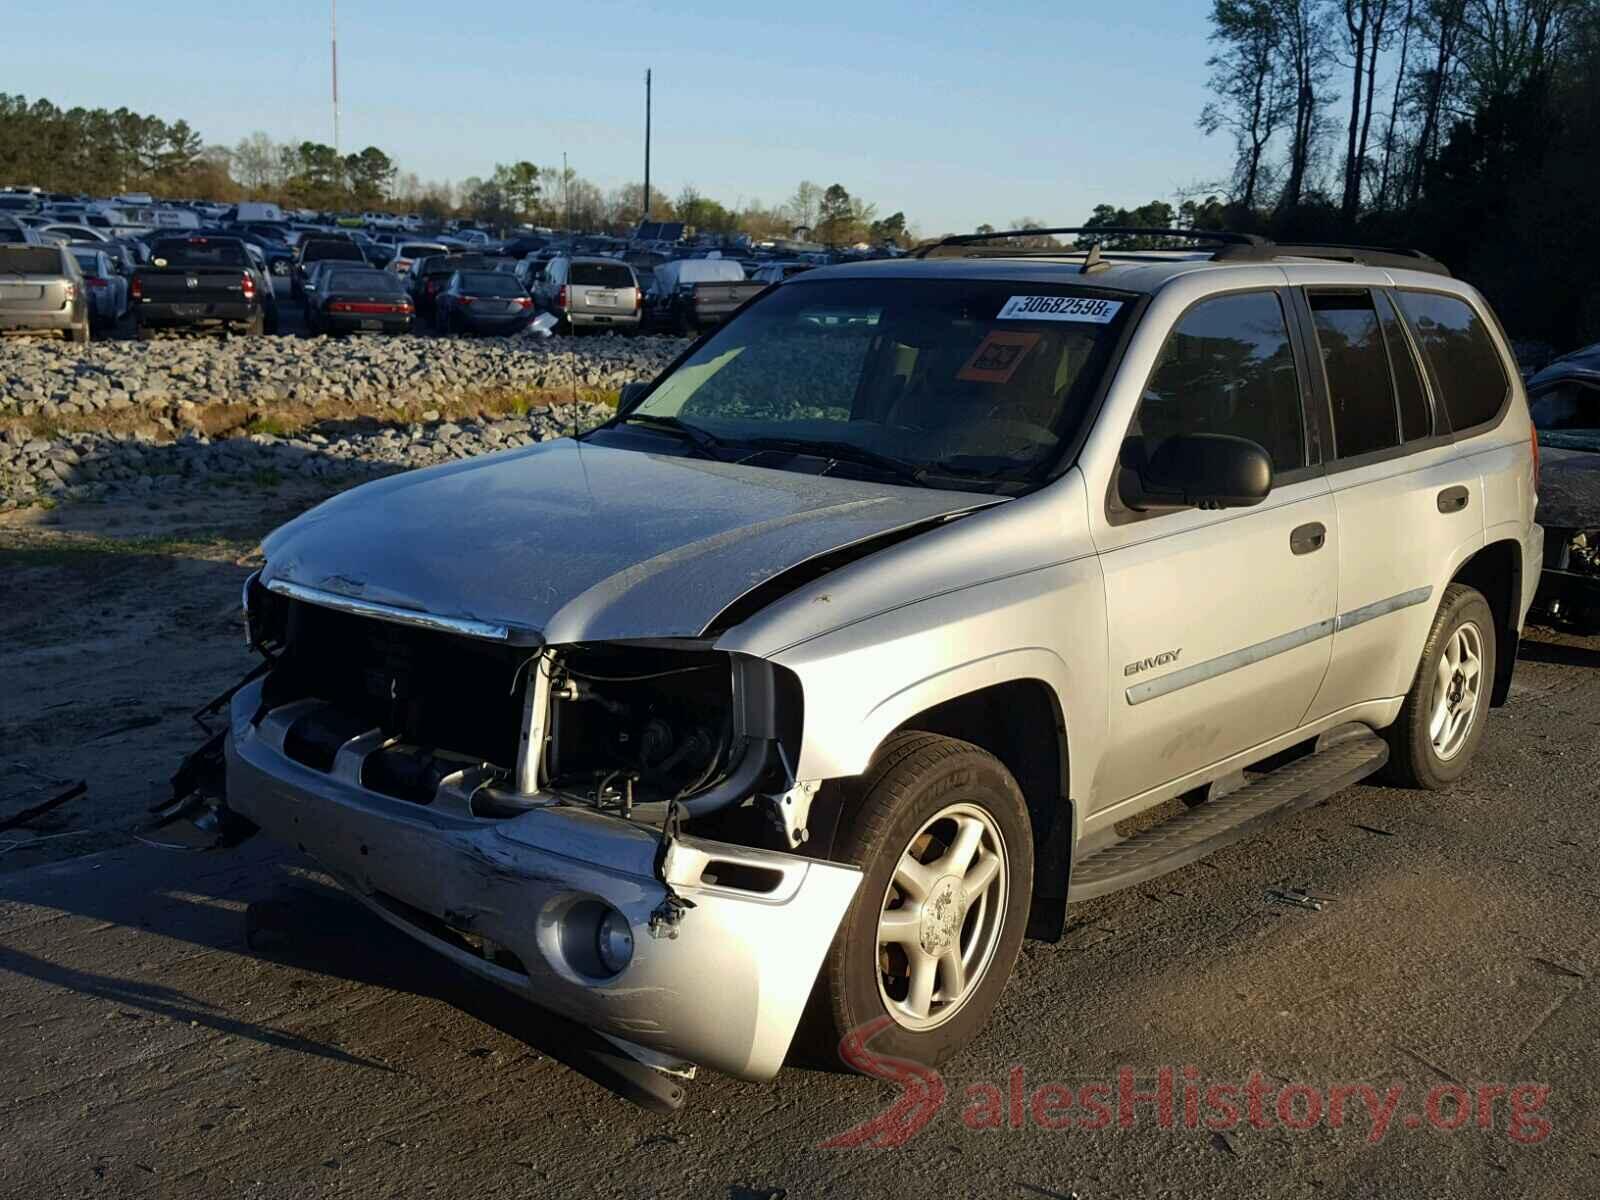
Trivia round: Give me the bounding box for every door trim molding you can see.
[1124,586,1434,706]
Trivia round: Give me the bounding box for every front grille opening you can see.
[264,599,528,772]
[698,860,784,894]
[372,892,530,976]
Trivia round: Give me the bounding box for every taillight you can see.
[516,296,532,309]
[1530,421,1540,499]
[241,272,255,300]
[460,295,475,306]
[63,282,77,302]
[556,285,567,308]
[634,289,642,311]
[86,276,108,289]
[130,276,142,300]
[426,278,442,293]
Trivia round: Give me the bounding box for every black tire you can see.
[1381,583,1496,789]
[245,309,266,336]
[803,731,1033,1071]
[135,323,156,342]
[67,321,90,345]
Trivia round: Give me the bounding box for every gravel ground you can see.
[0,331,688,509]
[0,332,687,421]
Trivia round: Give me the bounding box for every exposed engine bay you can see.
[239,576,804,843]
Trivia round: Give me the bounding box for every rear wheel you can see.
[245,309,266,336]
[1382,583,1496,789]
[804,732,1033,1069]
[135,322,156,342]
[67,321,90,345]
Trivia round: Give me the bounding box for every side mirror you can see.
[618,382,651,410]
[1124,433,1272,511]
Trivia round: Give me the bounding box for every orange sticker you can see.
[956,331,1041,384]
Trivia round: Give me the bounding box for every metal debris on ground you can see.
[0,780,87,835]
[1265,887,1333,912]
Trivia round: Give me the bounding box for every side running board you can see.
[1068,728,1388,901]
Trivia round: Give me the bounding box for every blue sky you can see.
[9,0,1229,233]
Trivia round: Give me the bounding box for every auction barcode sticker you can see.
[997,295,1122,323]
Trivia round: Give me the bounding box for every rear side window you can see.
[1135,291,1305,473]
[569,262,634,287]
[1395,291,1510,431]
[1374,291,1432,441]
[1308,291,1398,458]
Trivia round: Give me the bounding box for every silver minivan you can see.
[535,255,642,332]
[0,243,90,342]
[189,228,1542,1104]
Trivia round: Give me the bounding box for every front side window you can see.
[1395,291,1510,431]
[624,277,1132,490]
[1131,291,1305,473]
[1309,290,1399,458]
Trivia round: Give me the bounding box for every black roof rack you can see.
[914,226,1451,276]
[914,227,1265,259]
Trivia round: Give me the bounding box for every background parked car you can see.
[306,266,414,336]
[408,252,496,319]
[534,256,641,334]
[0,242,90,342]
[433,269,535,336]
[387,240,447,279]
[291,237,367,298]
[67,245,128,330]
[133,234,273,338]
[644,257,765,334]
[40,223,110,245]
[0,217,44,245]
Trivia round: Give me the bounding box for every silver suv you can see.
[193,228,1541,1100]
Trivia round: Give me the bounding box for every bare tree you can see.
[1339,0,1394,221]
[1376,0,1417,210]
[1200,0,1293,210]
[1274,0,1336,211]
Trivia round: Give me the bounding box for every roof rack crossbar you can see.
[914,227,1270,259]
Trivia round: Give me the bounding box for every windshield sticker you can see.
[957,331,1041,384]
[997,295,1122,323]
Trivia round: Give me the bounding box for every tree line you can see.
[1192,0,1600,348]
[0,96,913,246]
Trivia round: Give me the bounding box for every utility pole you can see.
[331,0,341,161]
[643,68,652,222]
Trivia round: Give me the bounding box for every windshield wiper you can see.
[616,413,727,457]
[740,437,929,487]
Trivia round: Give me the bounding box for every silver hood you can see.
[260,439,1000,644]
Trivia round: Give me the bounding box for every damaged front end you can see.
[175,570,861,1084]
[1534,527,1600,632]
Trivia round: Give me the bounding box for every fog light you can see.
[595,909,634,974]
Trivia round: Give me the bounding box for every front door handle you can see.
[1437,485,1470,514]
[1290,522,1327,555]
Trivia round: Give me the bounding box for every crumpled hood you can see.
[260,438,999,644]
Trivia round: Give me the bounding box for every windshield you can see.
[623,277,1130,489]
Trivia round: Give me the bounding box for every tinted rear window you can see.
[400,244,444,257]
[304,241,364,262]
[325,269,403,292]
[457,273,523,296]
[0,247,65,273]
[151,240,248,267]
[570,262,634,288]
[1395,291,1510,431]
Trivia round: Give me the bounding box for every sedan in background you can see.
[306,267,415,336]
[67,245,129,329]
[433,270,535,336]
[408,253,497,319]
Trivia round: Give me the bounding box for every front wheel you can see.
[1381,583,1496,789]
[805,732,1033,1070]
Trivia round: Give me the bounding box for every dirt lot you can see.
[2,492,1599,1199]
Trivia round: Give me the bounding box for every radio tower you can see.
[331,0,341,160]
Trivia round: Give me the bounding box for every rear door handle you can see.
[1290,522,1327,555]
[1437,485,1470,514]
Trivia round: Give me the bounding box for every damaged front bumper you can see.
[224,677,860,1080]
